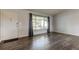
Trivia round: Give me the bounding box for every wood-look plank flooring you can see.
[0,32,79,50]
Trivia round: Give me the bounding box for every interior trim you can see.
[3,38,18,43]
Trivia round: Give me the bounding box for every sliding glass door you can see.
[32,15,48,35]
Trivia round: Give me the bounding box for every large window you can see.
[32,15,48,30]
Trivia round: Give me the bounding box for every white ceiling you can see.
[29,9,64,15]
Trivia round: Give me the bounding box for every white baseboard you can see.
[54,31,79,37]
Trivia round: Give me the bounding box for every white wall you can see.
[1,9,53,41]
[1,10,17,40]
[54,10,79,36]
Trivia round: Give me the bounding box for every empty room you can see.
[1,9,79,50]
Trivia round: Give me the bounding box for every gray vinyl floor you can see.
[0,32,79,50]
